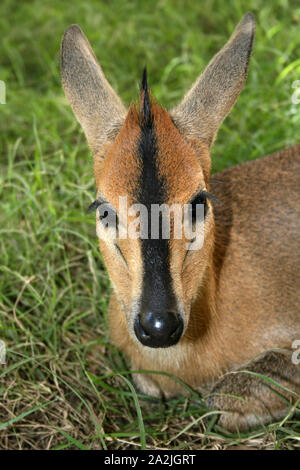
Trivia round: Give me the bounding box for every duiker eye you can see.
[190,191,210,222]
[98,203,118,228]
[86,199,117,228]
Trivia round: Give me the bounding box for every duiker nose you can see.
[134,310,183,348]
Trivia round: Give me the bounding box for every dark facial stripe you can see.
[137,72,177,314]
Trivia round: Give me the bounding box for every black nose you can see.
[134,310,183,348]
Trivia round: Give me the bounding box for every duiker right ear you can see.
[61,25,126,154]
[171,13,255,146]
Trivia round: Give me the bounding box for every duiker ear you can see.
[171,13,255,146]
[61,25,126,154]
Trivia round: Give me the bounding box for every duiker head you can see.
[61,13,255,349]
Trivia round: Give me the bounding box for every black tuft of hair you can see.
[140,67,151,125]
[142,67,148,92]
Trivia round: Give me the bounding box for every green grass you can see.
[1,0,300,450]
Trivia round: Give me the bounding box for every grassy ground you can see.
[1,0,300,450]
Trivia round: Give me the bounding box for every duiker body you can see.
[61,13,300,431]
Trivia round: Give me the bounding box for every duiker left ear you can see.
[171,13,255,146]
[61,25,127,154]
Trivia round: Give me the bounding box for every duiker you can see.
[61,13,300,431]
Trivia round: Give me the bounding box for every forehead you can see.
[96,100,204,208]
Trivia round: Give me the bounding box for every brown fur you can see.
[61,14,300,430]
